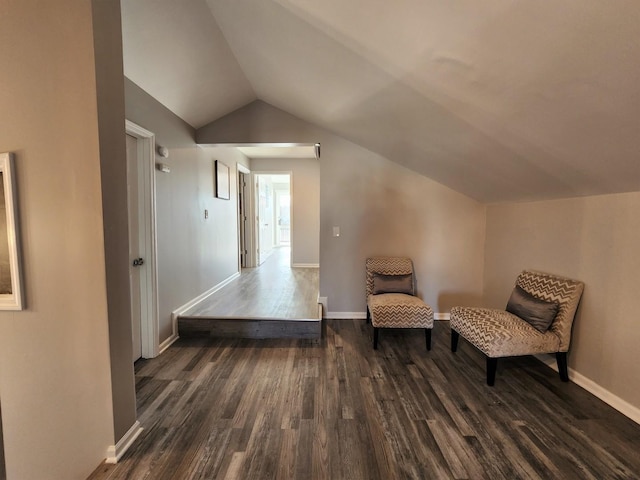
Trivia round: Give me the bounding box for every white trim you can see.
[159,329,180,355]
[292,263,319,268]
[0,153,24,310]
[125,120,160,359]
[535,354,640,425]
[318,296,328,315]
[252,171,293,266]
[434,313,450,321]
[235,162,256,270]
[172,272,241,318]
[105,421,143,464]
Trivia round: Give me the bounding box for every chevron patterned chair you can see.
[450,270,584,386]
[366,257,434,350]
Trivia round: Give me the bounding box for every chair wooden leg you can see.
[373,327,379,350]
[451,330,459,352]
[556,352,569,382]
[425,329,432,351]
[366,307,370,324]
[487,357,497,386]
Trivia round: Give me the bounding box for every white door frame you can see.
[252,171,293,266]
[125,120,160,358]
[237,164,254,268]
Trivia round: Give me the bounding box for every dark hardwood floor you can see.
[88,320,640,479]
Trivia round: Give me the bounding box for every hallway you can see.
[180,247,321,321]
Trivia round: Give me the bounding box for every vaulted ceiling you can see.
[121,0,640,203]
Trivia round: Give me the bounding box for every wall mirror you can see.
[0,152,23,310]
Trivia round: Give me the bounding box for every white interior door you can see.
[256,175,274,265]
[275,187,291,246]
[238,172,247,268]
[126,134,143,362]
[125,120,160,359]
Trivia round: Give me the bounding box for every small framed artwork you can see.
[0,152,24,310]
[215,160,230,200]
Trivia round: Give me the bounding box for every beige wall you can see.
[251,158,320,266]
[484,192,640,415]
[0,1,115,478]
[125,80,248,343]
[198,101,486,314]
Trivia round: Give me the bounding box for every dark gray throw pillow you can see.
[372,273,413,295]
[506,285,559,333]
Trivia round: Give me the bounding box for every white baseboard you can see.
[161,272,241,355]
[318,296,328,314]
[535,354,640,425]
[292,263,319,268]
[434,313,450,321]
[105,421,143,464]
[159,329,179,355]
[173,272,241,318]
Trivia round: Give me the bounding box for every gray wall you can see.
[92,0,137,443]
[125,80,248,343]
[484,191,640,417]
[198,101,486,314]
[0,1,115,478]
[252,158,320,266]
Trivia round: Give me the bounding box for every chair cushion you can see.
[450,306,560,357]
[506,285,559,333]
[368,293,433,329]
[372,273,413,295]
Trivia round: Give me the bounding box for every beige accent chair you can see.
[450,270,584,386]
[366,257,434,350]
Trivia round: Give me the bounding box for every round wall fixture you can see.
[157,145,169,158]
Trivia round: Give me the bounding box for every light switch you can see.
[333,226,340,237]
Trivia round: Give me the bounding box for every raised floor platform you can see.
[178,247,321,339]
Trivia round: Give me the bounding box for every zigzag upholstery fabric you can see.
[450,270,584,358]
[368,293,433,329]
[366,257,415,297]
[366,257,433,330]
[449,307,560,357]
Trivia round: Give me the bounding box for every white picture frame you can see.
[0,152,24,310]
[215,160,230,200]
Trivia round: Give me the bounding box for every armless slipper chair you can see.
[450,270,584,386]
[366,257,434,350]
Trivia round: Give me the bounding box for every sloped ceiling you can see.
[121,0,640,203]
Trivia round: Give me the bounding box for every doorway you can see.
[254,173,291,267]
[126,133,143,361]
[125,120,159,360]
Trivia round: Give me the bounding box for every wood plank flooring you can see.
[179,247,321,339]
[181,247,320,320]
[88,320,640,480]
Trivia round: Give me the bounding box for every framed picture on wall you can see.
[0,152,24,310]
[215,160,230,200]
